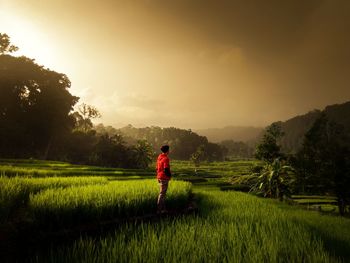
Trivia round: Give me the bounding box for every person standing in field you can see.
[156,145,171,214]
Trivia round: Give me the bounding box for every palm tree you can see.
[251,158,295,201]
[132,140,154,169]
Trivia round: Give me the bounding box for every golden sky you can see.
[1,0,350,128]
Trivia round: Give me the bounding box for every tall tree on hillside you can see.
[255,122,284,163]
[73,103,101,132]
[296,114,350,215]
[191,145,207,169]
[0,33,79,158]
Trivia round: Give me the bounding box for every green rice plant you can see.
[0,176,28,222]
[29,180,191,227]
[0,176,108,222]
[172,160,259,178]
[0,165,131,177]
[31,190,350,263]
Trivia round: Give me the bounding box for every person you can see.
[156,145,171,214]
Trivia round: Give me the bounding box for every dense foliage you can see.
[255,123,284,163]
[219,140,254,159]
[249,113,350,215]
[0,45,78,159]
[292,114,350,215]
[95,124,227,161]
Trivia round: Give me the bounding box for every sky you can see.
[1,0,350,129]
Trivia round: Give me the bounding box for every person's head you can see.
[160,145,170,154]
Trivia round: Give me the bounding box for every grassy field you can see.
[30,180,191,227]
[0,176,109,223]
[0,159,155,177]
[0,176,191,228]
[1,159,350,262]
[171,159,260,178]
[32,190,350,263]
[291,195,339,213]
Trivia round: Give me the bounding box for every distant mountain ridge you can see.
[278,101,350,153]
[194,101,350,155]
[195,126,263,143]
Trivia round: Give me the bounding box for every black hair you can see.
[160,145,170,153]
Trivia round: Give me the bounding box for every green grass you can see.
[2,158,350,262]
[0,159,255,179]
[29,180,191,227]
[291,195,339,214]
[0,176,109,222]
[171,160,260,178]
[31,190,350,263]
[0,159,154,177]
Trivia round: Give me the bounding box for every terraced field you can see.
[1,159,350,262]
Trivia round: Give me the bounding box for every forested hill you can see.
[278,101,350,153]
[194,126,263,143]
[95,124,227,161]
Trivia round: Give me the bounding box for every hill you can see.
[94,124,226,161]
[278,101,350,153]
[195,126,263,143]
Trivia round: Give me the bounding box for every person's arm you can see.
[164,158,171,177]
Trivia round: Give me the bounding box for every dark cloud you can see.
[3,0,350,128]
[148,0,322,54]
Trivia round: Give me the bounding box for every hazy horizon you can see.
[101,122,265,131]
[1,0,350,129]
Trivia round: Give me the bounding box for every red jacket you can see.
[156,153,171,180]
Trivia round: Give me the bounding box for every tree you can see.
[0,33,79,158]
[130,140,154,169]
[220,140,254,159]
[296,114,350,215]
[205,142,226,162]
[255,122,284,163]
[75,103,101,132]
[0,33,18,54]
[190,145,206,169]
[92,134,128,167]
[65,130,97,164]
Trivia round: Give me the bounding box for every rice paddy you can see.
[31,191,350,263]
[1,159,350,262]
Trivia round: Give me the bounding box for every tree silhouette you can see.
[74,103,101,132]
[0,33,18,54]
[0,33,78,158]
[296,114,350,215]
[255,122,284,163]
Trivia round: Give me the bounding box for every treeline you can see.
[218,140,255,159]
[95,124,227,161]
[0,33,226,168]
[0,33,154,168]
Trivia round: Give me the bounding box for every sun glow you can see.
[0,9,58,69]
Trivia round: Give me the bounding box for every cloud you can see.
[5,0,350,128]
